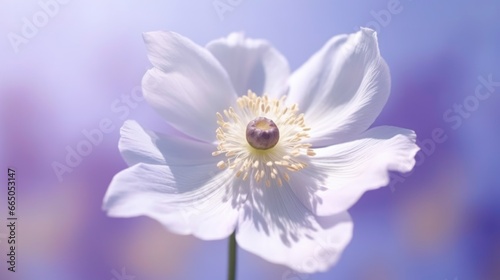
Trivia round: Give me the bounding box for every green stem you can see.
[228,231,237,280]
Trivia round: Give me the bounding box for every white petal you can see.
[118,120,165,166]
[206,32,290,97]
[290,126,419,216]
[236,182,353,273]
[103,163,242,240]
[142,31,237,143]
[288,28,391,146]
[118,120,215,166]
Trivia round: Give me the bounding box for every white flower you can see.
[103,28,419,273]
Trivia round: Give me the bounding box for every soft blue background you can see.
[1,0,499,279]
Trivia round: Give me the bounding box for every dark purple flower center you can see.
[246,117,280,150]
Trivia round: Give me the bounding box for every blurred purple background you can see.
[1,0,499,279]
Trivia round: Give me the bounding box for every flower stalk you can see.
[228,232,237,280]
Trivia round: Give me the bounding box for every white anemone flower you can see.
[103,28,419,273]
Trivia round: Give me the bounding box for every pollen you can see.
[212,91,315,187]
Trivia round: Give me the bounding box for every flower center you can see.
[212,91,315,187]
[246,117,280,150]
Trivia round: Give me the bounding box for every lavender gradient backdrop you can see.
[1,1,500,279]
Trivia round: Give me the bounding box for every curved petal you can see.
[118,120,216,167]
[290,126,419,216]
[236,182,353,273]
[103,162,243,240]
[288,28,391,146]
[206,32,290,97]
[142,31,237,143]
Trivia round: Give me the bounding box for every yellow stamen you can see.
[212,91,315,187]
